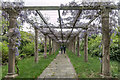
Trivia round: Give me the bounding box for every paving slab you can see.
[38,53,77,78]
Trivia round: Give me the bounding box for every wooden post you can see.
[84,31,88,62]
[77,36,80,57]
[6,11,18,78]
[101,9,110,77]
[44,35,47,58]
[49,38,51,55]
[34,27,38,63]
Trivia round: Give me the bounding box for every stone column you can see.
[101,9,110,77]
[44,35,47,58]
[51,39,54,54]
[84,31,88,62]
[73,38,76,54]
[34,27,38,63]
[49,37,51,55]
[6,11,18,78]
[77,36,80,57]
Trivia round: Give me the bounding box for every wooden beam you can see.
[58,10,63,43]
[65,10,82,43]
[36,10,59,41]
[39,26,86,29]
[23,5,117,10]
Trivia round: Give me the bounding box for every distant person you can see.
[63,46,66,54]
[60,46,63,54]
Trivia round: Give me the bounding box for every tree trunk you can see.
[84,32,88,62]
[34,27,38,63]
[102,9,110,77]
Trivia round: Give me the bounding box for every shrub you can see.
[1,41,8,65]
[20,42,34,58]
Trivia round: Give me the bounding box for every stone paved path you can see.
[38,53,77,78]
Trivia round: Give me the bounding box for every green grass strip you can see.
[2,51,58,79]
[66,50,119,78]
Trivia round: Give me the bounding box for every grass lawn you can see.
[66,50,119,78]
[2,51,58,79]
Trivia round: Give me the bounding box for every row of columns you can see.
[67,9,110,77]
[5,8,110,78]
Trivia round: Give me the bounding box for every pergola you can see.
[2,1,119,78]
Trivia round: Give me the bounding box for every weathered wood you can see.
[49,38,52,55]
[58,10,63,42]
[36,10,59,41]
[66,10,82,43]
[23,5,117,10]
[34,27,38,63]
[44,35,47,58]
[84,32,88,62]
[101,9,110,77]
[77,36,80,57]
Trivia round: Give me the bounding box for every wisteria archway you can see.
[1,0,119,78]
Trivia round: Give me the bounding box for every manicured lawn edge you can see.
[66,49,119,78]
[2,51,58,79]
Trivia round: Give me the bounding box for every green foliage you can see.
[1,41,8,65]
[20,42,34,58]
[88,35,102,57]
[81,32,120,62]
[110,32,120,61]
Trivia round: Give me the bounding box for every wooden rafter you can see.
[58,10,63,43]
[36,10,59,41]
[65,10,82,43]
[23,5,117,10]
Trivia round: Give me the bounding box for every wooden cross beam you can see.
[65,10,82,43]
[39,26,87,29]
[58,10,63,43]
[23,5,117,10]
[36,10,59,41]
